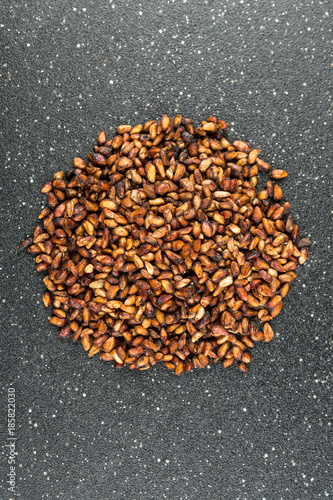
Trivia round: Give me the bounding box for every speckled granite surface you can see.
[0,1,332,499]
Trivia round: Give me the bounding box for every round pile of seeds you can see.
[20,115,310,374]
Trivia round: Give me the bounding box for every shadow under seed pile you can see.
[20,115,310,374]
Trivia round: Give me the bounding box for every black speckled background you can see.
[1,1,332,499]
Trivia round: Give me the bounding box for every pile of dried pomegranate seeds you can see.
[20,115,310,374]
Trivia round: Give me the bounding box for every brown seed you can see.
[217,342,229,358]
[117,124,132,134]
[233,140,251,153]
[146,162,156,183]
[266,294,281,310]
[42,292,52,307]
[263,323,274,342]
[82,337,92,351]
[273,184,283,201]
[296,238,311,249]
[270,301,283,318]
[213,276,233,296]
[248,148,260,164]
[160,115,170,131]
[223,358,234,369]
[232,345,243,361]
[174,361,184,376]
[202,122,216,132]
[241,352,251,364]
[100,352,114,361]
[103,337,116,353]
[173,163,186,183]
[202,220,213,237]
[128,347,144,357]
[50,316,66,327]
[256,158,272,172]
[299,247,309,264]
[252,206,263,224]
[88,346,101,357]
[97,131,106,145]
[118,157,133,170]
[238,362,248,373]
[270,169,287,179]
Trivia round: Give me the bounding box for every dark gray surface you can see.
[0,1,332,499]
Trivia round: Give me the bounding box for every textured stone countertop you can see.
[0,1,332,499]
